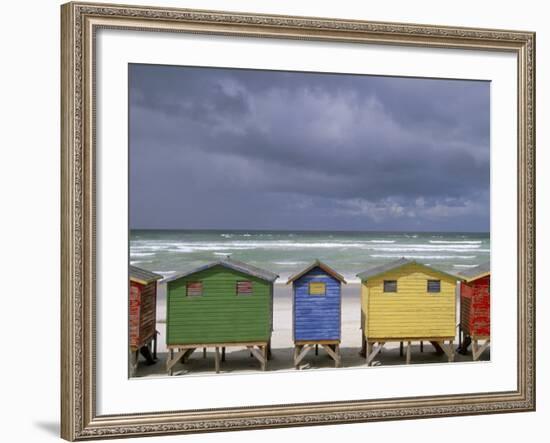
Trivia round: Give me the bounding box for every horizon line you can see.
[129,227,490,235]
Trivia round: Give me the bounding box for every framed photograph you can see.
[61,1,535,440]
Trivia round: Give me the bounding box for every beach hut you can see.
[457,262,490,360]
[129,265,163,375]
[165,257,278,374]
[287,260,346,368]
[357,258,461,365]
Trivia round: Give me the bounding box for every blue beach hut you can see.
[287,260,346,368]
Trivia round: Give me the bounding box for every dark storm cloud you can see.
[129,64,490,231]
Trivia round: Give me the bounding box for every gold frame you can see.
[61,2,536,440]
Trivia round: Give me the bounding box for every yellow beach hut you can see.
[357,258,462,365]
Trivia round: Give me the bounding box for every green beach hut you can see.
[165,257,279,374]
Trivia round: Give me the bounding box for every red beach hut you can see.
[457,262,490,360]
[129,265,163,375]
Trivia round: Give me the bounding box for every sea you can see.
[130,230,490,283]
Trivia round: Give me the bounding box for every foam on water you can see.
[273,261,308,265]
[370,254,477,260]
[129,230,490,282]
[430,240,482,244]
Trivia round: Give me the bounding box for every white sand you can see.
[135,283,488,377]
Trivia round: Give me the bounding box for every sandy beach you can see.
[134,282,489,378]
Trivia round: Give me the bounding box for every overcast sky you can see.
[129,64,490,232]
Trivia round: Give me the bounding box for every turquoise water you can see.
[130,230,490,282]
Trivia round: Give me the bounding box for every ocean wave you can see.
[130,260,152,265]
[130,252,155,257]
[453,264,479,268]
[227,241,356,248]
[273,261,307,265]
[151,241,482,250]
[429,240,483,244]
[371,247,488,252]
[381,243,482,249]
[159,241,360,250]
[130,243,185,251]
[370,254,477,260]
[221,233,269,238]
[131,240,487,254]
[169,246,256,252]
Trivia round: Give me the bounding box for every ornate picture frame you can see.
[61,1,535,440]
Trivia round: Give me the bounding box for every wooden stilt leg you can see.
[247,345,267,370]
[295,345,303,369]
[335,344,341,368]
[472,339,490,360]
[366,341,385,366]
[436,340,455,362]
[294,345,311,368]
[203,347,206,358]
[221,346,226,362]
[472,339,480,360]
[360,334,366,357]
[214,347,220,373]
[153,334,157,360]
[130,350,138,377]
[180,348,196,364]
[366,341,371,364]
[267,340,272,360]
[406,341,411,364]
[167,348,187,376]
[448,340,455,362]
[400,341,404,356]
[315,344,319,356]
[169,349,174,375]
[322,343,339,367]
[420,341,424,353]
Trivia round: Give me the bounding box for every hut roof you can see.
[129,265,163,285]
[165,257,279,283]
[286,260,347,284]
[356,258,462,282]
[457,261,490,282]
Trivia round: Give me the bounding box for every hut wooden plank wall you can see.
[165,258,278,374]
[129,266,163,376]
[288,260,346,368]
[458,262,490,360]
[358,258,461,365]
